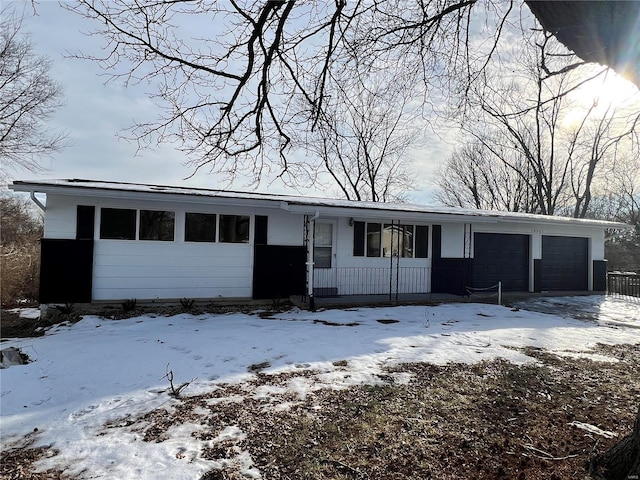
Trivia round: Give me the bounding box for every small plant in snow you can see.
[180,297,195,311]
[121,298,136,313]
[162,363,196,398]
[53,303,75,315]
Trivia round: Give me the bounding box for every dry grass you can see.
[0,243,40,307]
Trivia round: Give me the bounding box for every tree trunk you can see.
[592,405,640,480]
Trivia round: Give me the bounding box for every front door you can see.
[313,222,337,296]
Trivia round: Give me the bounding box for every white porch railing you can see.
[313,266,431,297]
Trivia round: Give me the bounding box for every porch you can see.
[312,266,431,298]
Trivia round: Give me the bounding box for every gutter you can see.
[29,191,45,212]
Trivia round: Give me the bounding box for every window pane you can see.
[185,213,216,242]
[401,225,414,258]
[415,226,429,258]
[140,210,175,241]
[255,215,268,245]
[100,208,136,240]
[219,215,250,243]
[314,246,332,268]
[314,223,333,246]
[367,223,382,257]
[382,224,397,257]
[353,221,365,256]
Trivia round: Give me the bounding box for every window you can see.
[100,208,136,240]
[140,210,175,241]
[400,225,414,258]
[77,205,95,240]
[415,225,429,258]
[367,223,382,257]
[352,221,429,258]
[185,213,216,242]
[353,221,365,256]
[219,215,249,243]
[314,223,333,268]
[255,215,268,245]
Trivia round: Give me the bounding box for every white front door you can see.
[313,222,336,295]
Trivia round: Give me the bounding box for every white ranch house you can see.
[10,179,626,306]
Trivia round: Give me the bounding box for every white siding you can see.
[40,194,309,301]
[92,241,252,300]
[258,208,304,245]
[440,223,465,258]
[43,195,79,239]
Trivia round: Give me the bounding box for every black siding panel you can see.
[40,239,93,303]
[255,216,268,245]
[76,206,95,240]
[431,225,472,295]
[253,245,306,299]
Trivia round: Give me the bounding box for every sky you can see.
[2,2,447,203]
[3,2,233,192]
[1,295,639,478]
[3,2,639,205]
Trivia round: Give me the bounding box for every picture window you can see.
[139,210,175,241]
[185,213,216,242]
[100,208,136,240]
[219,215,250,243]
[352,221,428,258]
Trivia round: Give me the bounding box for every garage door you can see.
[541,236,588,291]
[473,233,529,291]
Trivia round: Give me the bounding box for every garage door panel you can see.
[541,236,588,291]
[473,233,529,291]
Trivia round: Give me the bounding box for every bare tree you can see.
[437,29,640,217]
[64,0,519,186]
[296,68,420,202]
[0,6,65,179]
[435,142,535,211]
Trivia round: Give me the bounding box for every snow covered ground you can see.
[1,295,639,479]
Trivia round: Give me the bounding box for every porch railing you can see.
[313,266,431,297]
[607,272,640,298]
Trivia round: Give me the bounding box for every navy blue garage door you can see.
[473,233,529,291]
[541,236,588,291]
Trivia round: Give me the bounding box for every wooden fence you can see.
[607,272,640,298]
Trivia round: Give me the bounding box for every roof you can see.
[10,178,630,229]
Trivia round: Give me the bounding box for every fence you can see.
[607,272,640,298]
[313,266,431,297]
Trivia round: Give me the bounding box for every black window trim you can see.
[353,221,429,258]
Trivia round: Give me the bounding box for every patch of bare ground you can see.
[3,344,638,479]
[0,434,64,480]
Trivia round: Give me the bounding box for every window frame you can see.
[352,221,429,259]
[219,214,250,243]
[185,212,217,243]
[99,207,137,240]
[139,209,175,241]
[314,222,334,269]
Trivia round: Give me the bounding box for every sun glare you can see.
[561,69,640,128]
[571,69,639,111]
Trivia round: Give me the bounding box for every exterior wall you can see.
[472,222,605,291]
[315,215,432,295]
[43,195,78,239]
[40,190,612,300]
[256,207,304,246]
[42,194,305,301]
[440,223,466,258]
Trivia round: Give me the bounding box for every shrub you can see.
[0,194,43,307]
[121,298,137,313]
